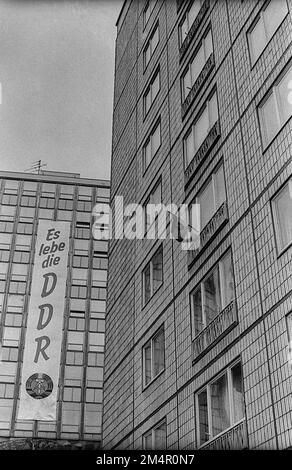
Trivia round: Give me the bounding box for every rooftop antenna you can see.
[25,160,47,174]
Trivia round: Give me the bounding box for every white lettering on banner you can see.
[18,220,70,421]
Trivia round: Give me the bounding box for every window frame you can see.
[195,359,245,447]
[271,178,292,256]
[181,26,213,103]
[142,326,165,389]
[143,66,161,117]
[143,0,156,29]
[142,244,163,307]
[190,249,235,340]
[144,22,160,70]
[143,118,161,172]
[178,0,203,47]
[247,0,289,66]
[142,418,167,450]
[258,61,292,150]
[183,89,219,169]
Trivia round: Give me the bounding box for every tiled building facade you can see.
[0,170,110,449]
[103,0,292,450]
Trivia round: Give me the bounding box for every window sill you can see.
[199,418,247,450]
[192,299,238,362]
[179,0,210,61]
[184,120,221,189]
[188,201,228,269]
[181,52,215,118]
[142,368,165,392]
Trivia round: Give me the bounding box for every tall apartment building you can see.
[103,0,292,450]
[0,170,110,449]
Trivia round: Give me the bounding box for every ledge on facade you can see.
[188,201,228,269]
[200,419,248,450]
[179,0,210,61]
[192,299,238,362]
[182,53,215,118]
[184,120,221,189]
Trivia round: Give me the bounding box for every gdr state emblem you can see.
[26,373,53,399]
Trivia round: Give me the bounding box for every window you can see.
[73,254,89,268]
[144,23,159,68]
[20,195,36,207]
[191,250,235,338]
[196,361,245,446]
[258,62,292,147]
[92,252,108,270]
[143,179,162,233]
[58,198,73,210]
[71,284,87,299]
[144,67,160,116]
[143,420,167,449]
[184,90,218,167]
[143,119,161,171]
[75,222,90,239]
[142,245,163,305]
[16,222,33,235]
[39,196,55,209]
[191,164,226,230]
[182,28,213,102]
[143,327,165,387]
[179,0,202,47]
[1,194,17,205]
[67,331,84,351]
[0,221,13,233]
[272,179,292,252]
[144,0,156,27]
[248,0,288,64]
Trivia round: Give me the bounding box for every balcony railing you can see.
[179,0,210,60]
[182,53,215,117]
[188,201,228,268]
[201,420,248,450]
[185,120,221,188]
[192,299,238,361]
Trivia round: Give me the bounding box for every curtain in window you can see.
[144,343,152,385]
[193,288,203,336]
[204,267,221,326]
[221,251,235,308]
[198,390,208,445]
[211,373,230,437]
[274,182,292,251]
[231,363,244,423]
[152,249,163,293]
[153,330,164,377]
[144,264,151,304]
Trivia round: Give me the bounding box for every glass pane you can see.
[152,26,159,52]
[152,248,163,293]
[184,129,194,166]
[188,0,201,27]
[220,251,235,308]
[152,72,160,101]
[265,0,288,39]
[191,45,204,84]
[204,266,221,325]
[153,329,164,377]
[154,421,166,449]
[180,17,188,44]
[144,140,152,169]
[277,63,292,124]
[198,390,209,445]
[152,123,161,156]
[183,68,192,100]
[144,343,152,385]
[199,179,214,229]
[145,89,152,115]
[151,182,161,205]
[144,264,151,304]
[192,288,203,336]
[194,107,209,151]
[143,431,153,449]
[273,181,292,251]
[249,16,266,63]
[209,92,218,127]
[214,165,226,209]
[204,29,213,59]
[231,362,245,423]
[211,373,230,437]
[260,92,279,145]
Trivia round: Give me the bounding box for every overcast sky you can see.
[0,0,123,180]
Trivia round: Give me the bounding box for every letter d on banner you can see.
[18,220,70,420]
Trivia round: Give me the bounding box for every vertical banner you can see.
[18,220,70,421]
